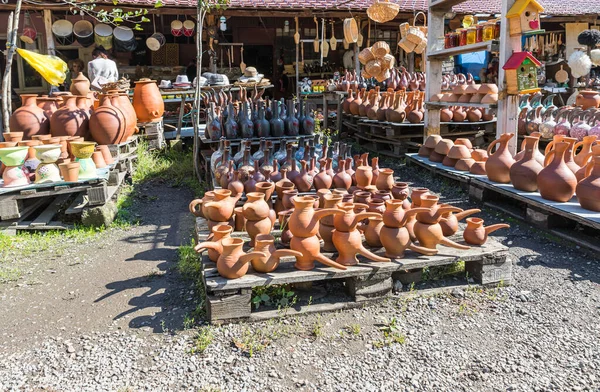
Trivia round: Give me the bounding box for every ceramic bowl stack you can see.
[431,83,499,105]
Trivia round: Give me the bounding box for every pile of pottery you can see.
[343,87,426,124]
[190,165,509,280]
[534,104,600,142]
[431,73,498,109]
[421,132,600,212]
[336,67,426,93]
[203,87,315,141]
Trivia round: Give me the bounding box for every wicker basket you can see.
[367,0,400,24]
[381,53,395,69]
[343,18,358,43]
[365,59,382,76]
[371,41,390,58]
[374,69,390,83]
[407,12,427,45]
[399,22,409,39]
[413,38,428,54]
[398,37,416,53]
[361,69,373,79]
[358,48,375,65]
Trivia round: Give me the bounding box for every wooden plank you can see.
[30,194,71,227]
[428,40,499,59]
[346,274,393,302]
[207,292,251,324]
[65,193,87,215]
[0,197,22,220]
[426,102,497,109]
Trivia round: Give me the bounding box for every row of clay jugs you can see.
[386,91,407,123]
[288,195,347,271]
[132,79,164,123]
[413,195,470,251]
[349,88,365,116]
[538,141,577,202]
[332,202,390,265]
[50,95,89,138]
[486,133,515,183]
[439,207,481,236]
[9,94,50,139]
[463,218,510,245]
[319,193,343,252]
[545,136,580,175]
[210,237,266,279]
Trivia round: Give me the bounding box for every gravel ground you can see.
[0,161,599,392]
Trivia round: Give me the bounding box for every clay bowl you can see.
[452,85,469,94]
[430,94,444,102]
[458,94,472,103]
[0,146,29,166]
[69,141,97,159]
[423,135,442,149]
[429,150,445,163]
[481,93,498,104]
[471,149,489,161]
[470,94,484,103]
[455,158,475,171]
[418,145,433,157]
[447,144,471,160]
[454,138,473,149]
[442,155,458,167]
[470,161,487,175]
[440,93,458,102]
[479,84,499,94]
[34,144,62,163]
[464,84,481,94]
[434,139,454,156]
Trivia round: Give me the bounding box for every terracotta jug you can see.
[278,210,293,245]
[410,187,430,208]
[250,234,303,273]
[36,96,61,120]
[463,218,510,245]
[331,202,390,266]
[575,90,600,110]
[371,157,380,185]
[132,79,164,122]
[195,224,233,262]
[89,95,126,145]
[537,141,577,202]
[375,168,394,191]
[413,195,470,250]
[349,88,364,115]
[545,136,580,174]
[382,199,429,228]
[115,92,138,141]
[573,135,597,167]
[50,95,88,138]
[366,91,380,120]
[376,92,390,122]
[439,207,481,236]
[343,89,355,114]
[380,224,438,258]
[514,132,545,166]
[318,193,343,252]
[70,72,90,96]
[333,158,352,189]
[314,159,333,190]
[203,238,265,279]
[576,155,600,211]
[203,189,237,222]
[10,94,50,138]
[293,160,314,192]
[486,133,515,183]
[364,216,384,247]
[227,170,244,198]
[510,135,544,192]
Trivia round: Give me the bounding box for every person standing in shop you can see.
[87,46,118,89]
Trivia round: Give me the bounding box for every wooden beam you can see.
[423,7,444,140]
[43,10,55,56]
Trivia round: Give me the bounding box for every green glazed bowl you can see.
[34,144,62,164]
[0,146,29,166]
[69,141,97,159]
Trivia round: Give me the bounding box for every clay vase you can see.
[133,79,164,122]
[205,238,265,279]
[463,218,510,245]
[537,141,577,202]
[58,161,79,182]
[410,187,430,208]
[413,195,470,250]
[573,135,597,168]
[36,96,61,120]
[279,210,293,245]
[250,234,303,273]
[89,95,126,145]
[319,193,343,252]
[333,159,352,189]
[195,224,233,262]
[343,89,354,114]
[10,94,50,139]
[203,189,237,222]
[371,157,380,185]
[282,189,299,210]
[314,159,333,190]
[575,90,600,110]
[331,202,390,265]
[293,160,314,192]
[243,191,271,222]
[439,207,481,236]
[349,88,364,115]
[510,136,544,192]
[364,216,384,247]
[375,168,394,191]
[289,195,346,270]
[50,95,88,138]
[391,182,411,209]
[486,133,516,183]
[576,156,600,211]
[115,92,138,141]
[70,72,90,96]
[227,171,244,198]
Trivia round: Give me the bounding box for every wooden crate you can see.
[107,135,139,161]
[138,119,165,150]
[195,218,511,324]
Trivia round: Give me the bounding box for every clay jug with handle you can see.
[463,218,510,245]
[203,237,265,279]
[485,133,515,183]
[576,155,600,211]
[537,141,577,202]
[510,135,544,192]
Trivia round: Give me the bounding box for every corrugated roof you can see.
[104,0,600,16]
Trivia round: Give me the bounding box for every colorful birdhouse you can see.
[502,51,542,95]
[506,0,544,36]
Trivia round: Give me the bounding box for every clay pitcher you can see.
[250,234,303,273]
[439,207,481,237]
[576,155,600,211]
[349,88,364,115]
[132,79,164,122]
[203,189,237,222]
[206,238,265,279]
[463,218,510,245]
[89,95,126,144]
[510,135,544,192]
[364,216,384,247]
[355,164,373,189]
[413,195,470,250]
[10,94,49,139]
[195,224,233,262]
[537,141,577,202]
[343,89,355,114]
[375,168,394,191]
[333,158,352,189]
[573,135,597,167]
[485,133,515,183]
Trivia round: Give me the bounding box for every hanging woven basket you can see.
[343,18,359,43]
[367,0,400,24]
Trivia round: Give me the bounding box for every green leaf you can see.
[133,24,143,31]
[286,291,295,297]
[141,16,150,22]
[251,296,261,304]
[113,17,123,22]
[143,8,149,14]
[260,293,270,302]
[154,0,164,8]
[112,0,118,5]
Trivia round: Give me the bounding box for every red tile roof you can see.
[108,0,600,16]
[502,51,542,69]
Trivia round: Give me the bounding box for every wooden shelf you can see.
[428,40,500,59]
[425,101,498,109]
[429,0,468,11]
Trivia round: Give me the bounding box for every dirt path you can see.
[0,183,196,351]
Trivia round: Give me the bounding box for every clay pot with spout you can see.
[250,234,303,273]
[574,135,597,167]
[537,141,577,202]
[203,189,237,222]
[314,159,333,190]
[331,202,390,265]
[413,195,470,250]
[486,133,515,183]
[349,88,364,115]
[202,237,265,279]
[545,136,580,174]
[195,224,233,262]
[439,207,481,236]
[319,193,343,252]
[387,92,407,123]
[440,107,453,122]
[343,89,355,114]
[510,136,544,192]
[463,218,510,245]
[366,91,380,120]
[364,216,384,247]
[132,79,164,122]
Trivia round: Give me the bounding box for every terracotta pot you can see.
[355,165,373,188]
[31,134,52,142]
[382,199,428,228]
[293,160,314,192]
[233,207,245,231]
[317,188,331,208]
[204,237,265,279]
[439,207,481,236]
[36,96,61,120]
[246,217,273,247]
[418,146,433,157]
[114,92,138,141]
[227,171,244,198]
[364,216,384,247]
[447,144,471,161]
[3,132,24,143]
[333,158,352,189]
[89,95,127,145]
[282,189,299,210]
[353,191,371,205]
[70,72,90,96]
[576,155,600,211]
[278,210,293,245]
[470,161,487,175]
[58,161,79,182]
[195,224,233,262]
[203,189,236,222]
[471,149,488,161]
[413,195,470,250]
[9,95,49,139]
[375,168,394,191]
[486,133,515,183]
[91,151,107,168]
[289,195,343,238]
[380,225,438,258]
[573,135,597,168]
[290,235,347,271]
[429,150,445,163]
[243,192,271,221]
[410,187,430,208]
[455,158,475,171]
[575,90,600,110]
[537,141,577,202]
[367,199,386,215]
[391,182,410,204]
[320,193,343,226]
[250,234,303,273]
[423,135,442,149]
[133,79,164,122]
[463,218,510,245]
[50,95,88,138]
[510,136,543,192]
[94,145,114,165]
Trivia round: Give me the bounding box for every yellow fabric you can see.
[16,48,68,86]
[507,0,544,18]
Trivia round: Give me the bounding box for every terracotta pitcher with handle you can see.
[202,238,265,279]
[485,133,515,183]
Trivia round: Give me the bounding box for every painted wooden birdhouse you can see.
[502,52,542,95]
[506,0,544,36]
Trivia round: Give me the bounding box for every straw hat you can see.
[244,67,258,77]
[343,18,358,43]
[367,0,400,24]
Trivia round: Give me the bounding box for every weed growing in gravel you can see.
[347,324,361,335]
[373,317,406,348]
[312,315,324,337]
[189,327,214,354]
[233,326,271,357]
[198,385,222,392]
[251,285,297,310]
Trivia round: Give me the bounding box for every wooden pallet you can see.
[195,218,511,324]
[108,135,139,161]
[138,119,166,150]
[354,133,418,158]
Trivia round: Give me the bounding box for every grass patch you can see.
[233,326,272,357]
[422,260,466,281]
[251,284,297,310]
[373,317,407,348]
[177,241,206,324]
[189,326,214,354]
[346,323,361,335]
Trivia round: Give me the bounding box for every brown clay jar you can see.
[50,95,88,138]
[510,136,543,192]
[211,237,266,279]
[486,133,515,183]
[10,94,49,139]
[355,164,373,189]
[576,155,600,211]
[364,216,384,247]
[89,95,126,144]
[537,141,577,202]
[195,224,233,262]
[375,168,394,191]
[203,189,236,222]
[439,207,481,236]
[380,225,438,258]
[133,79,164,122]
[463,218,510,245]
[250,234,303,273]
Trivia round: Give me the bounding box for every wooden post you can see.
[2,4,21,133]
[497,0,521,155]
[43,9,55,56]
[423,7,444,140]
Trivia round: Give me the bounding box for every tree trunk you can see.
[193,8,206,183]
[2,3,21,134]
